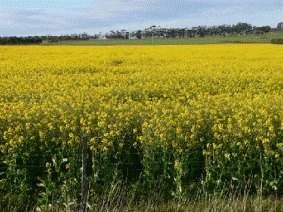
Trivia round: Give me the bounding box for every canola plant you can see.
[1,44,283,201]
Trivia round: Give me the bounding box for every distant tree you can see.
[167,28,176,38]
[125,31,130,39]
[49,36,59,42]
[192,27,198,37]
[0,36,42,45]
[178,28,186,38]
[154,26,162,38]
[157,28,166,38]
[196,26,206,37]
[109,30,116,39]
[277,22,283,29]
[91,34,100,40]
[263,26,271,34]
[120,29,129,39]
[187,29,193,38]
[115,30,123,39]
[80,32,89,40]
[135,30,142,39]
[70,34,79,40]
[143,28,151,39]
[233,23,252,35]
[149,25,156,38]
[253,26,268,35]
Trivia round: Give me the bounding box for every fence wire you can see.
[1,130,282,209]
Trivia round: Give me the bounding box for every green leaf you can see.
[52,157,57,167]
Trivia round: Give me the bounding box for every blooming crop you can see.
[1,44,283,195]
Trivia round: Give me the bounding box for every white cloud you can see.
[0,0,282,36]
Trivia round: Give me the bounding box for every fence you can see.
[0,130,283,211]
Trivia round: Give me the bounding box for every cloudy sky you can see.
[1,0,282,37]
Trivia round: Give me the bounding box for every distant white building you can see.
[277,22,283,29]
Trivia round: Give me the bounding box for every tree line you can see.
[105,23,272,40]
[0,36,43,45]
[0,22,280,45]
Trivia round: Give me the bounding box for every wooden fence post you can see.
[81,134,88,212]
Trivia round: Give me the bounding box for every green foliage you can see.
[41,31,283,46]
[271,38,283,44]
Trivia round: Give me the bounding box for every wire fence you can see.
[1,130,282,211]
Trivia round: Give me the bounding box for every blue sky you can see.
[1,0,282,37]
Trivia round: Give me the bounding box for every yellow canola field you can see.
[0,44,283,159]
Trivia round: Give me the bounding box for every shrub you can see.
[271,38,283,44]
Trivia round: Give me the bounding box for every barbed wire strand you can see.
[0,157,269,171]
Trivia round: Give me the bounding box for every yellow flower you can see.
[26,123,31,129]
[262,138,269,144]
[66,163,70,169]
[174,161,182,170]
[244,139,249,145]
[203,150,211,156]
[69,133,74,138]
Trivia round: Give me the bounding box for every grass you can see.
[2,171,283,211]
[85,175,283,212]
[40,30,283,46]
